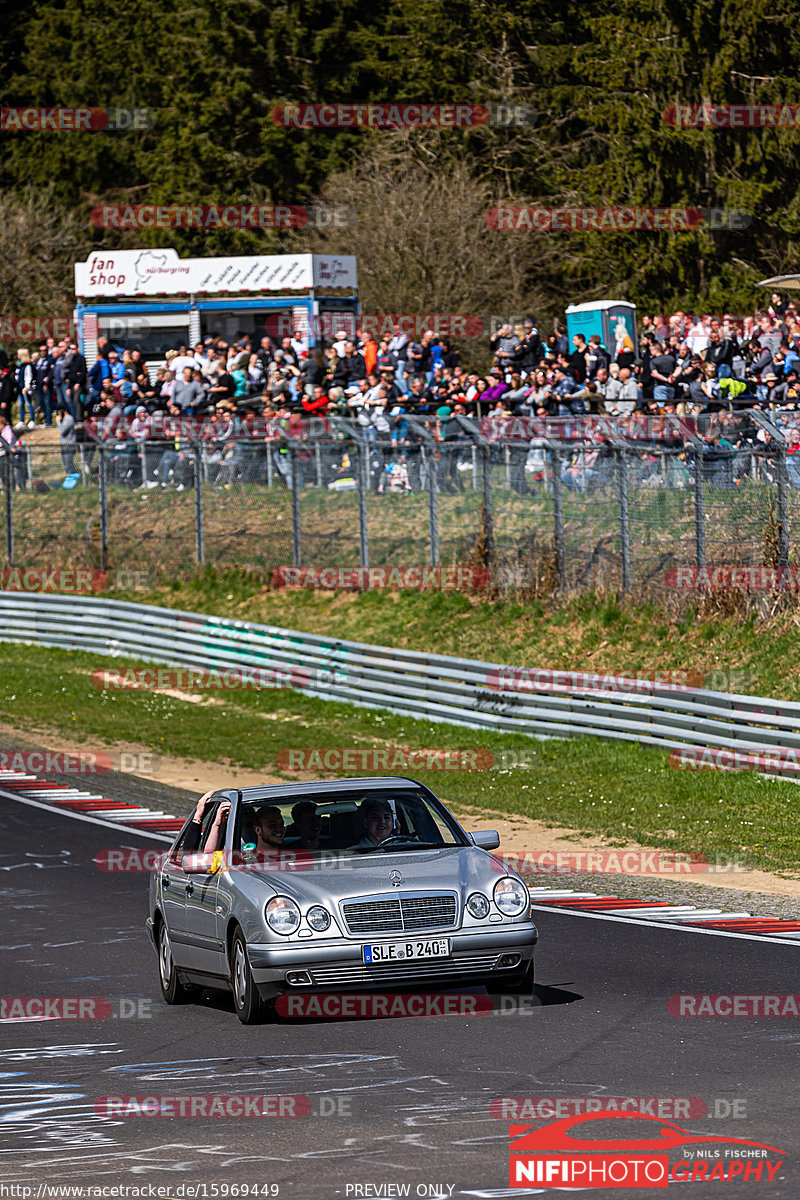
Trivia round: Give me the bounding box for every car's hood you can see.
[230,844,508,906]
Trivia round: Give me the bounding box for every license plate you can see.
[363,939,450,964]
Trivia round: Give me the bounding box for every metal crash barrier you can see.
[0,593,797,778]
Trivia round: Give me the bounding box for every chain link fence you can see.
[0,411,796,598]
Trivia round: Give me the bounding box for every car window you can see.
[235,789,465,862]
[173,802,221,861]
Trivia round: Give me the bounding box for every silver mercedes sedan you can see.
[146,777,538,1023]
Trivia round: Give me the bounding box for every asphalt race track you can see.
[1,773,797,1199]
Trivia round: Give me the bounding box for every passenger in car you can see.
[203,801,231,852]
[241,805,286,859]
[181,790,216,852]
[348,797,395,850]
[284,801,330,850]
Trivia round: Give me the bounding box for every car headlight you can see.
[466,892,490,919]
[493,877,529,916]
[265,896,301,935]
[306,905,331,932]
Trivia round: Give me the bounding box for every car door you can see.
[159,845,191,964]
[182,791,238,977]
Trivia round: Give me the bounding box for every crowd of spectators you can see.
[1,295,799,493]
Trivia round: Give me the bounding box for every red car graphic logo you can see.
[511,1110,784,1154]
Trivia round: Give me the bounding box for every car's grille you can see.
[308,952,502,987]
[341,893,457,935]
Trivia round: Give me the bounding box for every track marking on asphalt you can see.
[529,903,800,946]
[2,780,798,945]
[0,787,172,842]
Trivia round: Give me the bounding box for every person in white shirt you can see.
[169,345,197,376]
[686,316,710,357]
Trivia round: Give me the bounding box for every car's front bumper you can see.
[246,924,538,998]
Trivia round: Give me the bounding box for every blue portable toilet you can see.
[566,300,637,359]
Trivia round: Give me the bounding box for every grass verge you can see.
[2,641,796,876]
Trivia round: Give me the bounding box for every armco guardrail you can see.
[0,593,797,775]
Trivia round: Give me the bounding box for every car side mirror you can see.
[471,829,500,850]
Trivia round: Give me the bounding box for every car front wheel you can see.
[158,920,196,1005]
[230,930,273,1025]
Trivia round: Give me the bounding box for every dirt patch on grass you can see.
[0,715,795,898]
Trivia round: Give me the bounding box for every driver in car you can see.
[349,797,395,850]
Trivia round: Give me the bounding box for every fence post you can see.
[693,446,706,568]
[315,442,322,488]
[266,442,274,488]
[358,442,369,569]
[3,451,13,567]
[290,445,301,567]
[504,443,511,489]
[551,445,565,589]
[617,447,631,591]
[194,444,205,565]
[471,443,478,490]
[481,444,495,575]
[777,445,790,568]
[426,446,439,566]
[98,445,108,573]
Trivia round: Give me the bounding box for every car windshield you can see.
[236,788,465,860]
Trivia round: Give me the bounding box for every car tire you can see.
[230,930,273,1025]
[158,920,197,1005]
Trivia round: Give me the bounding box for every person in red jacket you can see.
[301,384,329,416]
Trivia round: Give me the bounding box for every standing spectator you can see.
[357,328,378,377]
[515,320,543,374]
[570,333,589,384]
[649,342,677,403]
[56,405,77,475]
[490,323,521,369]
[585,334,609,379]
[15,349,36,428]
[169,343,197,376]
[34,343,55,425]
[51,346,69,412]
[66,339,87,420]
[388,324,409,388]
[172,365,206,414]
